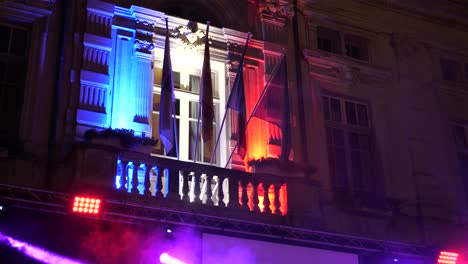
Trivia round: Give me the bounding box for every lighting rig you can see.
[0,183,438,261]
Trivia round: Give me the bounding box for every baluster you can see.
[153,167,162,199]
[193,172,202,203]
[182,171,190,203]
[274,183,282,216]
[241,179,249,211]
[144,164,151,196]
[227,177,240,209]
[218,176,225,207]
[263,183,271,214]
[119,159,129,192]
[252,179,260,212]
[131,162,140,194]
[166,168,179,200]
[205,174,213,206]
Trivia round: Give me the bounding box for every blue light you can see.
[393,258,398,262]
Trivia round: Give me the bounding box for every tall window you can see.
[452,124,468,203]
[316,26,369,61]
[0,24,30,147]
[323,95,378,194]
[152,65,219,164]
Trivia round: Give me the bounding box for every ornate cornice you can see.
[259,0,294,20]
[134,39,155,53]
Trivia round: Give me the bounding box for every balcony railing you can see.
[73,143,288,219]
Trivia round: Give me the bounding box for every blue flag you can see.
[159,19,175,154]
[226,34,251,159]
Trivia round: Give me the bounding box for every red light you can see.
[71,196,101,215]
[438,251,459,264]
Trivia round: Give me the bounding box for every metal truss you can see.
[0,184,436,259]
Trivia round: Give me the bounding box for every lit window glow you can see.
[72,196,101,215]
[438,251,459,264]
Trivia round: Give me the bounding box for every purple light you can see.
[159,252,187,264]
[0,232,85,264]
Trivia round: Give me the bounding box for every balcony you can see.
[70,142,307,226]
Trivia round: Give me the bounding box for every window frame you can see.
[322,94,379,195]
[152,61,222,165]
[315,25,371,62]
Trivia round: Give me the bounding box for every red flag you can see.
[159,18,176,154]
[226,33,251,159]
[199,23,214,142]
[252,54,290,161]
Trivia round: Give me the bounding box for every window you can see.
[317,26,341,54]
[316,26,369,61]
[0,24,30,147]
[323,95,378,194]
[440,58,463,83]
[345,34,368,61]
[452,124,468,203]
[152,65,220,164]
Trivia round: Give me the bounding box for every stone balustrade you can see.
[114,150,288,216]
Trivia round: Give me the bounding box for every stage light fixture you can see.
[71,196,101,215]
[438,251,459,264]
[159,253,187,264]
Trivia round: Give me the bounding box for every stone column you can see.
[132,36,154,135]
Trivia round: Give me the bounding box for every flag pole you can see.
[224,50,286,168]
[210,33,252,165]
[193,21,211,163]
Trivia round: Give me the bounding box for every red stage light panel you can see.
[72,196,101,215]
[438,251,459,264]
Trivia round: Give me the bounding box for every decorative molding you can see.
[303,49,391,88]
[259,0,294,20]
[172,24,207,50]
[134,39,155,53]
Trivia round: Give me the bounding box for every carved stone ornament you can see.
[134,39,155,53]
[259,0,294,20]
[172,24,207,49]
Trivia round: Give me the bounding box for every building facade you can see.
[1,0,468,263]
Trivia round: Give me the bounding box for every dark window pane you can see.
[323,96,330,121]
[344,34,368,61]
[189,75,200,93]
[189,101,198,118]
[359,133,371,150]
[175,99,180,116]
[152,93,160,112]
[345,101,357,125]
[332,128,345,146]
[10,29,28,56]
[356,104,368,127]
[0,26,10,53]
[330,98,341,122]
[348,132,359,149]
[317,27,341,54]
[6,63,26,84]
[334,148,348,187]
[440,58,462,83]
[351,151,362,190]
[154,67,162,85]
[173,71,180,88]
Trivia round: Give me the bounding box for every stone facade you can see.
[1,0,468,262]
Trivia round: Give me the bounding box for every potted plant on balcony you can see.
[84,128,158,154]
[247,157,315,178]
